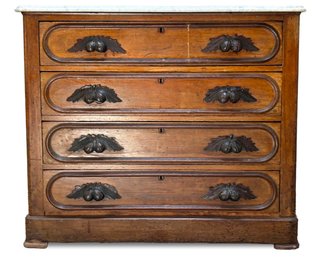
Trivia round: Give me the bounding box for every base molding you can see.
[25,215,298,248]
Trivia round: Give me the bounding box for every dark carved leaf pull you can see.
[204,134,259,153]
[202,34,259,53]
[68,134,124,154]
[67,84,122,104]
[203,183,256,201]
[204,86,257,104]
[68,35,126,53]
[67,182,121,201]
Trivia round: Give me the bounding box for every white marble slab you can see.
[15,5,305,13]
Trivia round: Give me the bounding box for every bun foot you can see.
[274,243,299,250]
[24,239,48,249]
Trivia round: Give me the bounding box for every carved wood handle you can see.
[202,34,259,53]
[67,182,121,201]
[204,86,257,104]
[204,134,259,153]
[68,134,124,154]
[203,183,256,201]
[66,84,122,104]
[68,35,126,53]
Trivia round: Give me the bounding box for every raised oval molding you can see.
[42,23,280,64]
[45,123,279,163]
[46,171,277,211]
[44,73,280,115]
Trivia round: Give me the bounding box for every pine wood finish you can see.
[20,11,302,249]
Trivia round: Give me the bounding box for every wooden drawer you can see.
[43,122,280,164]
[40,22,282,65]
[44,170,279,216]
[42,73,281,116]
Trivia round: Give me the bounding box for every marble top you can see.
[15,5,305,13]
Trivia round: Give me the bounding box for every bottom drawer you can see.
[44,170,279,216]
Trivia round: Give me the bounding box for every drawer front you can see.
[42,73,281,115]
[44,171,279,215]
[41,23,188,64]
[189,23,282,63]
[43,122,280,164]
[40,22,281,65]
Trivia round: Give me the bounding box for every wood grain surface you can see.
[42,72,281,115]
[43,170,279,215]
[25,215,298,246]
[40,21,282,65]
[43,122,280,164]
[21,12,301,248]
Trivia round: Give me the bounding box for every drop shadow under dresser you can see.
[16,5,305,249]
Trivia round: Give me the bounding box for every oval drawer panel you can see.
[42,73,281,115]
[41,23,188,64]
[44,123,280,164]
[189,23,282,63]
[44,171,279,213]
[40,22,281,65]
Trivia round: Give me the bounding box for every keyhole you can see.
[158,175,165,181]
[158,78,165,84]
[159,27,165,33]
[159,128,165,134]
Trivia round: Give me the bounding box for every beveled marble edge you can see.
[15,5,306,13]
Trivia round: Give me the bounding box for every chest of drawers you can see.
[17,6,304,249]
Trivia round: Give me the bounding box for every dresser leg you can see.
[24,239,48,249]
[274,243,299,250]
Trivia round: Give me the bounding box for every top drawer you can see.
[40,22,282,65]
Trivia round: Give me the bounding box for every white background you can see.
[0,0,319,256]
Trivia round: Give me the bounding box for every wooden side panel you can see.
[23,14,44,215]
[280,14,300,216]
